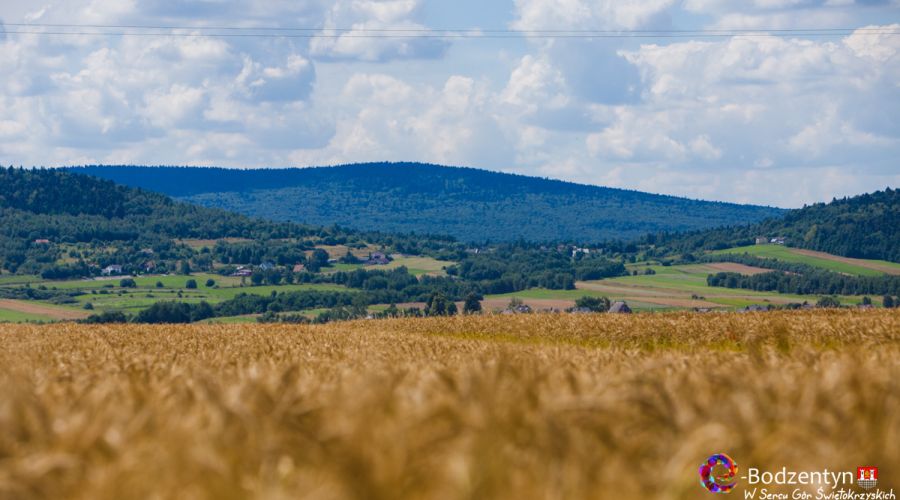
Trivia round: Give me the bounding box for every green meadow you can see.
[712,245,895,276]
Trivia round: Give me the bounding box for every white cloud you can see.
[289,73,512,167]
[511,0,676,31]
[0,0,897,208]
[309,0,447,62]
[500,55,570,113]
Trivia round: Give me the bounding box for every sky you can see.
[0,0,898,208]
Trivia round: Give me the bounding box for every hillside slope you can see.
[0,168,332,275]
[654,188,900,262]
[68,163,786,243]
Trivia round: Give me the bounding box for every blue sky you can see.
[0,0,898,207]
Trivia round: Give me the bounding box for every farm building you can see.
[231,266,252,277]
[259,262,275,271]
[608,301,632,314]
[33,239,51,244]
[755,237,768,245]
[364,252,391,266]
[101,265,124,276]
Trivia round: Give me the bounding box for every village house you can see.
[293,263,306,273]
[755,237,768,245]
[231,265,252,277]
[571,247,592,258]
[364,252,391,266]
[502,304,533,315]
[33,239,51,244]
[770,237,786,245]
[258,262,275,271]
[101,265,124,276]
[608,301,632,314]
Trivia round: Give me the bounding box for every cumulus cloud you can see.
[0,0,897,207]
[309,0,447,62]
[511,0,676,31]
[289,73,512,167]
[569,26,900,204]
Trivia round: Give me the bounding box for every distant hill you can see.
[0,167,317,241]
[67,163,785,243]
[0,167,331,275]
[654,188,900,263]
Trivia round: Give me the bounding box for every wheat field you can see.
[0,310,897,499]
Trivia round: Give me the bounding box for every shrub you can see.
[575,296,610,313]
[816,296,841,308]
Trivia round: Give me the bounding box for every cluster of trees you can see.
[707,271,900,297]
[449,244,626,294]
[84,287,487,324]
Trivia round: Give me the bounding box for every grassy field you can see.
[712,245,898,276]
[326,256,454,277]
[0,274,354,319]
[487,263,876,311]
[0,308,51,323]
[0,310,896,499]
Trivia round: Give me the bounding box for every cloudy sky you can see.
[1,1,898,207]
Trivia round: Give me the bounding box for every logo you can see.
[700,454,739,493]
[857,467,878,489]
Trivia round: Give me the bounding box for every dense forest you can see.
[647,188,900,263]
[67,163,785,243]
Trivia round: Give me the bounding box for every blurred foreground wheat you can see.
[0,310,898,500]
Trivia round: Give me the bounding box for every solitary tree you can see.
[884,295,896,308]
[575,296,610,312]
[185,279,197,289]
[463,293,483,314]
[426,292,449,316]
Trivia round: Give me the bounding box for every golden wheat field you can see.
[0,310,898,500]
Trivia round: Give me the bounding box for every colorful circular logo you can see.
[699,454,739,493]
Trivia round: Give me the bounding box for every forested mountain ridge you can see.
[67,163,786,243]
[651,188,900,262]
[0,167,322,240]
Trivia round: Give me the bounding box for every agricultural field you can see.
[487,262,879,311]
[326,255,454,277]
[0,310,896,499]
[713,245,900,276]
[0,273,353,321]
